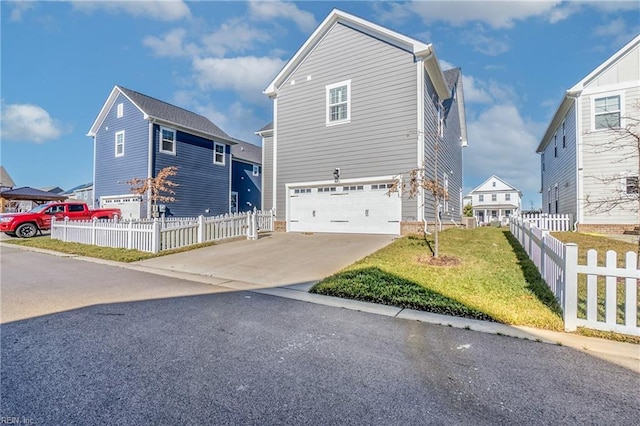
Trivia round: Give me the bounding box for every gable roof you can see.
[231,141,262,165]
[469,175,522,195]
[264,9,450,100]
[536,34,640,153]
[256,122,273,135]
[87,86,236,144]
[0,166,16,188]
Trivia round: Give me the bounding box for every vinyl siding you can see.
[153,125,231,217]
[579,83,639,224]
[274,22,418,220]
[541,103,577,218]
[423,73,464,222]
[261,134,274,211]
[94,93,148,206]
[232,159,261,212]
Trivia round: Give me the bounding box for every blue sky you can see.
[1,0,639,208]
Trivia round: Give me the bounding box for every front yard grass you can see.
[312,227,565,331]
[3,237,217,263]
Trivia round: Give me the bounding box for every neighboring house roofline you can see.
[231,140,262,164]
[536,34,640,153]
[469,175,522,196]
[255,122,274,136]
[263,8,449,100]
[86,85,238,145]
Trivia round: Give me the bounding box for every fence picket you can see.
[511,215,639,336]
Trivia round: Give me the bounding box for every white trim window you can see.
[491,194,497,202]
[593,95,621,129]
[117,103,123,118]
[326,80,351,126]
[160,127,176,155]
[115,130,125,157]
[505,193,511,201]
[214,142,225,165]
[252,165,260,176]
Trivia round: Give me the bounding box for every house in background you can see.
[1,166,16,192]
[231,142,262,213]
[537,34,639,233]
[62,182,94,203]
[87,85,261,219]
[259,9,467,235]
[466,175,522,225]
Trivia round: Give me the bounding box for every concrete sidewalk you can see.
[2,237,638,373]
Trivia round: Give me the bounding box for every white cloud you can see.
[248,1,316,33]
[461,27,511,56]
[191,56,286,101]
[465,103,545,206]
[202,20,271,57]
[8,0,35,21]
[0,103,63,143]
[143,28,199,57]
[409,0,562,29]
[71,0,191,21]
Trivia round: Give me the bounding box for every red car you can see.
[0,202,121,238]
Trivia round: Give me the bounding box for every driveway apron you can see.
[132,232,396,287]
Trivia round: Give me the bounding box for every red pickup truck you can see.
[0,202,122,238]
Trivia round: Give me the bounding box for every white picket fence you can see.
[519,213,573,231]
[510,216,639,336]
[51,209,275,253]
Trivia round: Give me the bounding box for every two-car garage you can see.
[287,181,401,235]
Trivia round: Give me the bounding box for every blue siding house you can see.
[87,85,261,219]
[231,142,262,213]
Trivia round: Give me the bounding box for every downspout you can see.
[92,135,97,208]
[147,119,154,219]
[568,92,580,231]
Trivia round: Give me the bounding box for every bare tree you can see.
[584,100,639,260]
[389,129,448,258]
[127,166,179,217]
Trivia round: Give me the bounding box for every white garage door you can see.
[288,182,401,234]
[100,195,142,219]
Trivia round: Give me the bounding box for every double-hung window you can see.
[214,142,225,165]
[115,131,125,157]
[505,193,511,201]
[479,195,484,202]
[326,80,351,126]
[252,165,260,176]
[491,194,497,202]
[594,95,621,129]
[160,127,176,155]
[117,103,124,118]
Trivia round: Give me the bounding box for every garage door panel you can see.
[288,183,400,234]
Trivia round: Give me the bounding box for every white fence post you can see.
[563,243,578,332]
[151,219,161,253]
[625,252,638,330]
[198,215,205,244]
[127,220,133,250]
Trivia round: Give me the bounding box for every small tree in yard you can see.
[584,100,639,262]
[127,166,179,217]
[463,203,473,217]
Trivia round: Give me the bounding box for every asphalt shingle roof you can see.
[231,141,262,165]
[117,86,231,140]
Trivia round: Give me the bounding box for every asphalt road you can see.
[1,247,639,425]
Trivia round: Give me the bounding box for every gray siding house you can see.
[258,9,468,235]
[537,34,639,233]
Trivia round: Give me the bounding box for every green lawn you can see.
[3,236,217,263]
[312,227,565,331]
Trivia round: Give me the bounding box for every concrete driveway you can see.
[132,232,396,288]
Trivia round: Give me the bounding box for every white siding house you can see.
[467,175,522,225]
[259,9,468,235]
[537,34,639,234]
